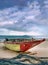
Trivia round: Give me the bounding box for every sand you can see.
[0,43,19,58]
[28,40,48,57]
[0,40,48,58]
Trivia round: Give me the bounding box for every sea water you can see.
[0,35,32,42]
[0,35,32,39]
[0,35,45,42]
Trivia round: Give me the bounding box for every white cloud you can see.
[26,31,43,36]
[25,16,35,20]
[44,5,48,8]
[44,0,48,4]
[0,28,43,36]
[0,28,9,35]
[0,0,48,36]
[0,28,25,35]
[0,21,17,26]
[0,6,19,26]
[0,1,41,23]
[28,1,40,9]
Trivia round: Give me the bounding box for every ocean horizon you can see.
[0,35,47,42]
[0,35,46,40]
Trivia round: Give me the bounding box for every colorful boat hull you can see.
[4,39,45,52]
[5,44,20,51]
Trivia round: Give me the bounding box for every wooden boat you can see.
[4,38,45,52]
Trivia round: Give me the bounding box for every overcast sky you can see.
[0,0,48,37]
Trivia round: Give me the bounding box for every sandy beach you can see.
[0,40,48,58]
[0,43,19,58]
[28,40,48,57]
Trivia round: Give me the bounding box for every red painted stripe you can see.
[20,42,32,52]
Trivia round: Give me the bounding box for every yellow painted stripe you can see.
[5,44,20,51]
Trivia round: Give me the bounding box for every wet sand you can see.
[0,40,48,58]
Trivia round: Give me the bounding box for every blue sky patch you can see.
[0,0,48,37]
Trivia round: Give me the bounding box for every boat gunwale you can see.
[4,39,45,44]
